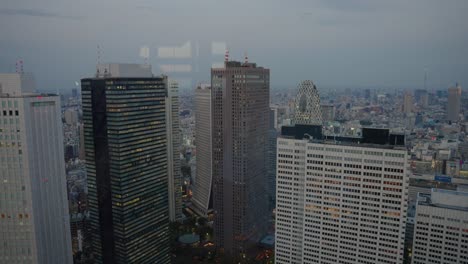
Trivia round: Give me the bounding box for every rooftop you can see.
[418,188,468,211]
[281,125,406,150]
[95,63,153,78]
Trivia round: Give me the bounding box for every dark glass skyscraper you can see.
[81,64,170,264]
[211,60,270,256]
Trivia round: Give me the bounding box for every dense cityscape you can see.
[1,1,468,264]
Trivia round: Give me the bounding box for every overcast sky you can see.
[0,0,467,91]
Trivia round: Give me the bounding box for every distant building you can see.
[405,113,416,131]
[72,87,78,98]
[64,108,79,125]
[458,141,468,161]
[275,125,408,264]
[321,104,335,122]
[270,107,278,129]
[411,189,468,264]
[364,88,371,100]
[447,84,462,122]
[0,73,73,263]
[211,59,270,256]
[81,64,170,263]
[414,89,428,108]
[403,92,413,113]
[191,85,212,217]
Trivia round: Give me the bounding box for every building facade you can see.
[191,85,212,217]
[267,108,278,209]
[275,127,409,264]
[211,60,270,256]
[81,64,170,263]
[412,189,468,264]
[0,73,73,263]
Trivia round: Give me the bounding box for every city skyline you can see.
[1,1,468,262]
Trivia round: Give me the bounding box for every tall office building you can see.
[447,84,462,122]
[293,80,322,125]
[412,189,468,264]
[166,79,182,221]
[191,85,212,217]
[0,73,73,263]
[403,92,413,113]
[81,64,170,263]
[211,59,270,255]
[276,124,408,262]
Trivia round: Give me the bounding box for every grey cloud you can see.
[316,0,382,13]
[0,8,83,20]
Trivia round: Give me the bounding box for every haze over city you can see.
[1,0,467,90]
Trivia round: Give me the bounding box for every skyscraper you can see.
[411,189,468,264]
[192,85,212,217]
[275,127,408,264]
[0,73,73,263]
[447,84,462,122]
[81,64,170,263]
[166,79,182,221]
[211,59,270,255]
[293,80,323,125]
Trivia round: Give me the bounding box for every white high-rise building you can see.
[0,73,73,263]
[191,85,212,216]
[411,189,468,264]
[166,79,182,221]
[275,128,409,264]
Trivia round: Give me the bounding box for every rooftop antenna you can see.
[424,68,427,90]
[140,46,150,65]
[244,51,248,64]
[224,49,229,62]
[96,45,101,77]
[20,60,24,74]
